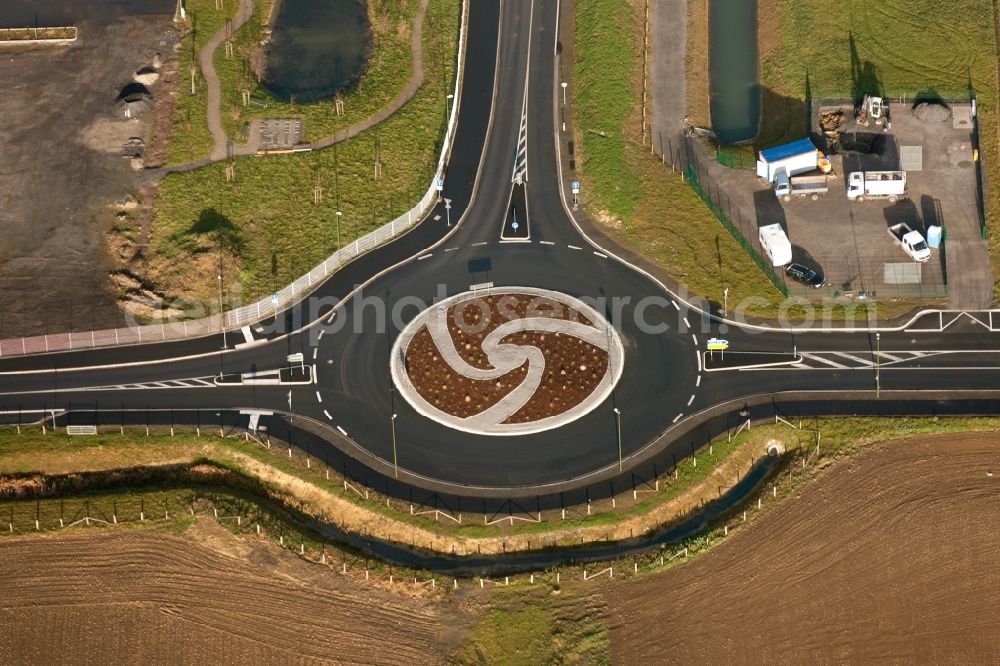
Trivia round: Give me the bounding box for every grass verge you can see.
[166,0,240,165]
[454,584,609,664]
[145,0,459,304]
[572,0,786,316]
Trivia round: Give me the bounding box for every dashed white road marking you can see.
[317,330,325,340]
[315,390,322,402]
[445,247,458,252]
[671,300,680,311]
[312,348,318,360]
[691,334,698,345]
[683,317,690,329]
[472,241,487,246]
[568,244,583,250]
[687,394,695,406]
[696,350,702,372]
[696,375,702,387]
[418,253,432,261]
[592,251,607,258]
[673,413,683,423]
[337,426,348,437]
[323,409,333,420]
[539,240,555,245]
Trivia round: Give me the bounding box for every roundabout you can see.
[390,287,625,436]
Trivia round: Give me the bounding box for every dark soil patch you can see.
[405,327,528,418]
[405,293,609,422]
[447,294,596,370]
[501,331,608,424]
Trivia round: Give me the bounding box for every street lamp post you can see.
[335,210,342,252]
[391,413,399,478]
[217,272,227,349]
[561,82,567,106]
[875,332,881,397]
[723,287,729,318]
[444,198,452,227]
[613,407,622,470]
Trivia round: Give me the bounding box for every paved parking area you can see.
[703,100,990,308]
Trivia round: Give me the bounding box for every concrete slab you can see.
[900,145,923,171]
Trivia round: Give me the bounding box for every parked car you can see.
[785,263,824,288]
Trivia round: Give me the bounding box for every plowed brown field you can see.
[0,519,477,665]
[608,432,1000,663]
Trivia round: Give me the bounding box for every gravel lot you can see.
[0,0,175,337]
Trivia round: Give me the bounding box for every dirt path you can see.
[0,525,477,665]
[201,0,255,161]
[606,431,1000,663]
[191,0,431,164]
[649,0,687,154]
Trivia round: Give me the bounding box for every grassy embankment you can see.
[759,0,1000,297]
[572,0,786,317]
[166,0,240,165]
[3,413,1000,547]
[214,0,434,143]
[145,0,458,305]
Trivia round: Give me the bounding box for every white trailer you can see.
[847,171,906,202]
[756,139,820,183]
[758,223,793,267]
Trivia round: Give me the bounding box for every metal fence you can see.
[0,1,469,358]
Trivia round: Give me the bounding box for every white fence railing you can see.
[0,0,468,359]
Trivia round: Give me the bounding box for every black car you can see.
[785,263,824,288]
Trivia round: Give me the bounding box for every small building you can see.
[756,138,819,183]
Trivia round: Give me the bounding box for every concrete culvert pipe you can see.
[765,440,785,456]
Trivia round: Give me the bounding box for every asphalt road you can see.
[3,0,1000,504]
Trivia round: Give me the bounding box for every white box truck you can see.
[758,223,793,266]
[756,139,820,183]
[847,171,906,202]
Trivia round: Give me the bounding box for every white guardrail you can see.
[0,1,468,358]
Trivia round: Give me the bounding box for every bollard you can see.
[280,535,284,545]
[59,518,64,528]
[389,575,394,584]
[256,523,261,534]
[237,515,241,526]
[306,458,311,469]
[480,578,484,588]
[773,484,777,497]
[300,544,305,554]
[342,563,346,574]
[659,555,663,566]
[634,562,638,573]
[213,507,218,518]
[611,497,616,509]
[530,574,534,584]
[326,469,330,480]
[35,520,39,531]
[742,510,746,522]
[724,525,728,536]
[139,512,144,522]
[113,514,117,524]
[758,498,762,509]
[366,570,370,581]
[452,578,457,589]
[505,576,509,586]
[556,572,560,583]
[561,508,566,520]
[288,447,292,458]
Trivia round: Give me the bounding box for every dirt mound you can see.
[912,102,951,123]
[0,526,475,664]
[607,432,1000,663]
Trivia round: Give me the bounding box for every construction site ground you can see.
[704,100,990,310]
[0,0,176,337]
